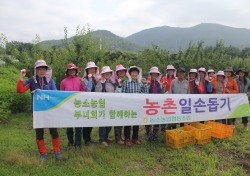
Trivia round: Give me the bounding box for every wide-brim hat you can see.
[198,67,206,73]
[189,68,198,74]
[236,68,248,77]
[128,66,140,74]
[166,65,175,71]
[207,69,215,73]
[116,64,127,72]
[101,66,113,74]
[35,60,48,69]
[65,63,79,75]
[224,67,233,72]
[149,66,161,74]
[216,71,225,77]
[85,61,98,70]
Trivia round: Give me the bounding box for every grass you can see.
[0,113,249,176]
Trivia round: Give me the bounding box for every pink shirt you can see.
[60,76,86,91]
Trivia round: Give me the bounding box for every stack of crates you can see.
[165,126,195,149]
[206,121,234,139]
[185,122,212,144]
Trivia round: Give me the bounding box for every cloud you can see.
[1,0,250,42]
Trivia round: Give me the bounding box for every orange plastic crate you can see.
[185,122,212,144]
[165,126,195,149]
[206,121,234,139]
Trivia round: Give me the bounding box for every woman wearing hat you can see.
[161,65,176,93]
[121,66,148,146]
[114,64,128,144]
[211,71,226,94]
[82,61,100,146]
[16,60,62,161]
[60,63,86,149]
[236,68,249,130]
[95,66,115,147]
[188,68,199,94]
[160,65,176,130]
[196,67,212,94]
[211,71,227,123]
[208,69,216,80]
[145,66,163,141]
[224,67,239,125]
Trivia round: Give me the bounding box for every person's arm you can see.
[121,81,127,93]
[50,80,57,90]
[115,86,122,93]
[247,79,250,93]
[16,79,31,93]
[140,83,148,93]
[169,81,174,94]
[84,78,93,92]
[80,78,86,91]
[95,82,102,92]
[186,81,190,94]
[230,79,239,93]
[206,81,213,93]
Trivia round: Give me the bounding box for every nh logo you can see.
[37,94,50,101]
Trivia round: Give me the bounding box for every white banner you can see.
[33,90,250,128]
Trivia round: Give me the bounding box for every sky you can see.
[1,0,250,42]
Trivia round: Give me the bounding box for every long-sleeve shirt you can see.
[60,76,85,91]
[196,80,213,94]
[169,79,189,94]
[84,76,96,92]
[16,76,57,93]
[95,80,115,93]
[225,77,238,93]
[237,78,250,93]
[121,80,148,93]
[211,79,226,94]
[161,76,175,93]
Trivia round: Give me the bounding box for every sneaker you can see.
[124,139,131,146]
[100,141,109,147]
[105,138,113,142]
[116,139,124,145]
[132,139,141,145]
[55,152,62,160]
[40,154,47,161]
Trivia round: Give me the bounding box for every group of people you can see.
[16,59,249,161]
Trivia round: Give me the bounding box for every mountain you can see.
[39,23,250,52]
[125,23,250,51]
[39,30,143,51]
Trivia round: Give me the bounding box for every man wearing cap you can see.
[60,63,85,149]
[121,66,148,146]
[169,67,189,128]
[236,68,250,130]
[16,60,62,161]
